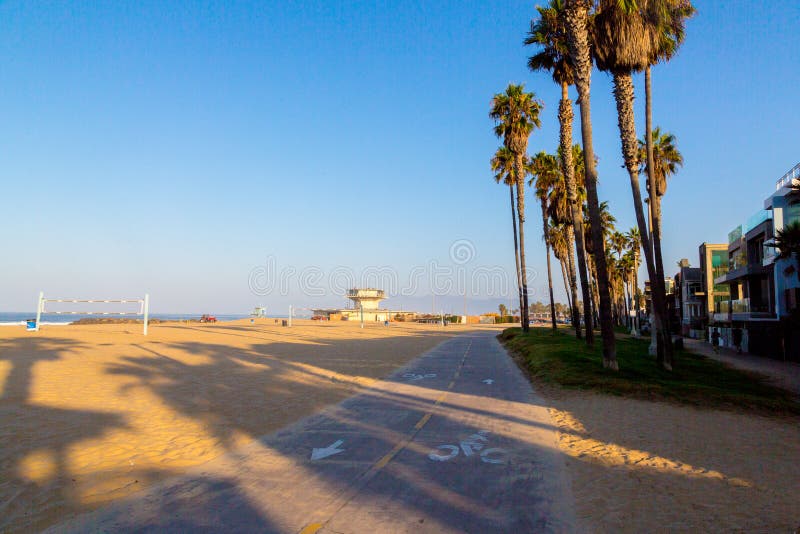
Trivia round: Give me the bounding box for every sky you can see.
[1,0,798,314]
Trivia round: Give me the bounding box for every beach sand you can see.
[541,385,800,532]
[0,319,482,532]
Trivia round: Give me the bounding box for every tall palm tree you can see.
[609,230,630,325]
[642,0,695,342]
[639,126,684,325]
[533,151,582,334]
[626,226,643,331]
[609,231,628,260]
[526,0,593,344]
[491,147,525,323]
[562,0,617,369]
[591,0,672,369]
[530,152,560,331]
[549,221,574,315]
[490,84,543,333]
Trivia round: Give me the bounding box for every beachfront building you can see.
[312,288,413,322]
[670,260,703,338]
[712,162,800,359]
[698,243,730,328]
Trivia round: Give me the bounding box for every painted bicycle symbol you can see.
[427,430,508,465]
[403,372,437,381]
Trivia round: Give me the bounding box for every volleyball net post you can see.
[34,293,150,335]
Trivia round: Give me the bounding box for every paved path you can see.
[683,338,800,396]
[49,331,575,533]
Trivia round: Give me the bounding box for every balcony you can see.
[713,300,731,323]
[727,225,743,245]
[775,162,800,191]
[731,298,775,320]
[744,209,772,234]
[714,298,775,322]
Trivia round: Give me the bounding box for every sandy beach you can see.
[3,321,799,532]
[0,319,482,532]
[541,384,800,533]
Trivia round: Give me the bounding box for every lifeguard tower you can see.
[346,288,385,311]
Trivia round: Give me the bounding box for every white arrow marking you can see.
[482,379,494,385]
[310,439,345,460]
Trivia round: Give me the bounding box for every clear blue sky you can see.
[2,1,798,313]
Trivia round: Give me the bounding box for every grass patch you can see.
[501,327,800,415]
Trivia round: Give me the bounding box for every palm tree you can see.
[562,0,617,369]
[642,0,695,341]
[526,0,593,344]
[531,151,581,334]
[609,231,628,260]
[609,230,630,325]
[490,84,543,333]
[591,0,672,369]
[491,147,525,322]
[530,152,560,331]
[775,221,800,281]
[639,127,684,328]
[626,226,643,331]
[549,221,574,315]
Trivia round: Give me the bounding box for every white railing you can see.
[776,162,800,190]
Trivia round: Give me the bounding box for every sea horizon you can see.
[0,312,292,326]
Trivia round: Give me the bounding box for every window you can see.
[786,201,800,227]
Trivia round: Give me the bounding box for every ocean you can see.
[0,312,261,326]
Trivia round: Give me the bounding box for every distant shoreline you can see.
[0,313,292,326]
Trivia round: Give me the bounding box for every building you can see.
[671,260,703,338]
[698,243,729,328]
[711,162,800,359]
[312,288,412,322]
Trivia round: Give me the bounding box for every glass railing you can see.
[731,298,750,313]
[716,301,731,314]
[744,209,773,234]
[729,249,747,271]
[712,266,729,280]
[728,298,772,314]
[728,225,743,245]
[776,162,800,191]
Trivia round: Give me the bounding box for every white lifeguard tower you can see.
[346,288,385,311]
[312,288,415,323]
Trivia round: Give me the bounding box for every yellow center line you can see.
[297,339,473,533]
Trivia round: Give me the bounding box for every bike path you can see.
[50,331,575,533]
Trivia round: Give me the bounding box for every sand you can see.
[4,321,798,532]
[540,385,800,533]
[0,319,480,532]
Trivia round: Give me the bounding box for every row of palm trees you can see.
[490,0,694,371]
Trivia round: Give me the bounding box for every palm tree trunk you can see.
[645,66,674,369]
[509,184,524,324]
[515,154,530,333]
[565,225,581,335]
[560,259,573,316]
[611,70,671,370]
[541,199,558,331]
[559,81,592,343]
[564,0,617,369]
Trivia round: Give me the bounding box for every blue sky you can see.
[1,1,798,314]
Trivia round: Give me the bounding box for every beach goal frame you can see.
[34,292,150,335]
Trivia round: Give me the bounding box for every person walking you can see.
[732,326,743,354]
[711,328,721,354]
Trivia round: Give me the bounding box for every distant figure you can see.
[732,327,743,354]
[711,328,721,354]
